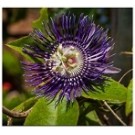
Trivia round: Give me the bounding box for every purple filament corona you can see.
[22,13,120,102]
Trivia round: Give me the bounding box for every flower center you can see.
[51,44,84,77]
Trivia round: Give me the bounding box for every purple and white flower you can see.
[22,13,120,102]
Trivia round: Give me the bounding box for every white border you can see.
[0,4,2,131]
[0,0,134,7]
[0,0,134,135]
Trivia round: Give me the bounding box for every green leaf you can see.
[82,78,127,103]
[6,36,35,61]
[32,8,48,31]
[24,97,79,126]
[12,97,38,112]
[78,101,102,125]
[3,92,26,110]
[85,110,102,125]
[125,79,133,116]
[3,49,22,75]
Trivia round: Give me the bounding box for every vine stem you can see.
[120,51,133,55]
[103,100,127,126]
[3,106,32,118]
[119,69,132,83]
[7,117,13,126]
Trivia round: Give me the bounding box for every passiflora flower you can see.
[22,13,120,103]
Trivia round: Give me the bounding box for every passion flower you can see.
[22,13,120,102]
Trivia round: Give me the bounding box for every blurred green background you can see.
[2,8,132,125]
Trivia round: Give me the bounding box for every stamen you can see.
[51,44,84,77]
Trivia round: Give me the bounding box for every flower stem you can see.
[3,106,32,118]
[103,100,127,126]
